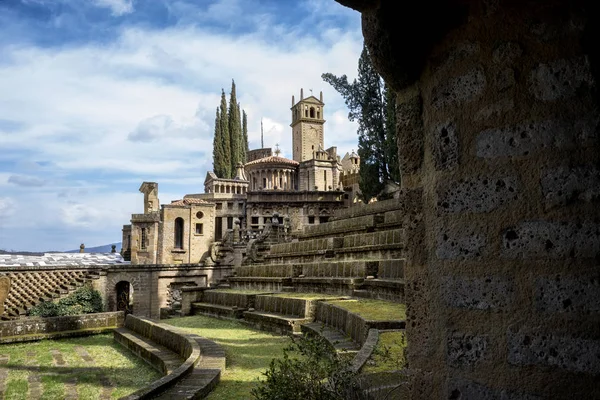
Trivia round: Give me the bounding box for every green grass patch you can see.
[269,292,347,300]
[325,299,407,321]
[164,315,291,400]
[362,330,407,373]
[0,333,161,399]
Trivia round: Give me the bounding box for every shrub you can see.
[29,284,103,317]
[252,334,365,400]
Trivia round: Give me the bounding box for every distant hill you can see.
[65,242,122,253]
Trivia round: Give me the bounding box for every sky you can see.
[0,0,363,252]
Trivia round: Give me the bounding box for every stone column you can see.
[337,0,600,398]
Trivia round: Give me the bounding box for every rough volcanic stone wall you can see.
[337,0,600,398]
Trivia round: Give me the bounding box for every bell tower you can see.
[290,88,325,163]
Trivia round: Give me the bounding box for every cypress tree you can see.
[322,43,394,202]
[228,80,242,178]
[219,89,231,179]
[213,107,228,178]
[384,84,400,184]
[242,109,249,163]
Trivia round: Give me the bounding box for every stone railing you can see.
[313,302,404,346]
[0,311,124,344]
[330,198,402,221]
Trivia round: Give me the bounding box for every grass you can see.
[362,330,407,373]
[164,315,292,400]
[0,333,161,399]
[325,299,407,321]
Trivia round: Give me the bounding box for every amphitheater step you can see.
[114,327,185,375]
[191,302,246,319]
[150,334,226,400]
[301,322,360,354]
[243,310,312,335]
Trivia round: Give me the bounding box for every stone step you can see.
[301,322,360,353]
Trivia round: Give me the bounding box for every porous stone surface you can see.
[437,176,518,213]
[492,42,523,65]
[508,328,600,374]
[436,231,486,260]
[448,378,542,400]
[432,121,458,170]
[529,57,594,101]
[442,276,514,310]
[541,165,600,208]
[396,86,423,176]
[476,119,582,159]
[447,332,488,368]
[475,98,514,121]
[431,67,486,110]
[494,68,516,92]
[535,274,600,314]
[502,221,600,259]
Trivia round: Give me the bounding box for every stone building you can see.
[122,90,359,264]
[336,0,600,398]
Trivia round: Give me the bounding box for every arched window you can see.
[310,107,315,118]
[174,217,184,249]
[140,228,147,250]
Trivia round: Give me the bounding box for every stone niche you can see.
[336,0,600,398]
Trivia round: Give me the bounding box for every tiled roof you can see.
[245,156,299,167]
[169,198,211,206]
[0,253,127,267]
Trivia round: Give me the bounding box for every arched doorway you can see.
[116,281,133,314]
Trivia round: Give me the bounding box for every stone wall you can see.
[0,311,124,343]
[336,0,600,398]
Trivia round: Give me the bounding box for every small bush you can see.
[252,334,365,400]
[29,284,103,317]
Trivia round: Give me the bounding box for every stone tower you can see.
[290,88,325,163]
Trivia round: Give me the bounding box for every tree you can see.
[228,80,242,177]
[219,89,231,179]
[213,107,229,178]
[242,107,249,163]
[252,334,365,400]
[322,43,399,202]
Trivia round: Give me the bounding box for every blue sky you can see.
[0,0,362,251]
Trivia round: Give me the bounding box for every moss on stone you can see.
[326,299,406,321]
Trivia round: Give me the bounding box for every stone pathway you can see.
[75,346,114,400]
[0,355,9,399]
[50,349,77,400]
[0,346,120,399]
[27,351,42,399]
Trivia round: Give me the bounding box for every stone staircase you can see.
[0,269,101,320]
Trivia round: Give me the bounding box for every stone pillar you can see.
[338,0,600,398]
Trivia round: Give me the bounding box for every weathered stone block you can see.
[396,87,424,174]
[447,331,488,367]
[529,56,594,101]
[437,176,518,213]
[502,221,600,259]
[492,42,523,65]
[442,275,514,310]
[541,165,600,208]
[535,274,600,313]
[431,67,486,110]
[495,68,516,92]
[508,328,600,374]
[431,41,481,71]
[448,378,542,400]
[432,121,459,170]
[476,120,574,158]
[437,231,486,259]
[475,98,514,121]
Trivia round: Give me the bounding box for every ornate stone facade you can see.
[123,90,360,264]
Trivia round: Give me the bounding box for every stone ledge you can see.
[191,303,246,319]
[243,310,312,334]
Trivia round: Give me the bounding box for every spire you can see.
[300,88,304,100]
[320,91,323,102]
[275,143,281,156]
[261,118,264,148]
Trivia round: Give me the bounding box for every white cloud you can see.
[0,197,16,219]
[91,0,134,16]
[0,0,363,250]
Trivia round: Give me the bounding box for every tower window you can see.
[140,228,147,250]
[305,109,308,117]
[195,223,203,235]
[310,107,315,118]
[174,218,184,249]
